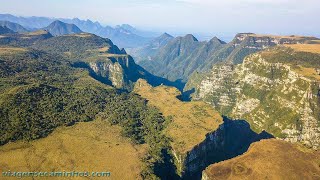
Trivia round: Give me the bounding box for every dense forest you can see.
[0,47,177,179]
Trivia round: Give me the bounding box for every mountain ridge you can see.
[126,32,175,63]
[0,20,28,33]
[43,20,83,36]
[136,32,320,90]
[0,26,14,34]
[137,33,226,88]
[0,14,154,48]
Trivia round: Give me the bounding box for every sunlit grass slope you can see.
[0,119,146,180]
[203,139,320,179]
[134,79,223,154]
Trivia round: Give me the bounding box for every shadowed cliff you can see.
[182,116,274,179]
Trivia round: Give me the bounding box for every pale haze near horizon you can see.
[0,0,319,40]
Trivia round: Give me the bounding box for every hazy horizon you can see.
[1,0,319,40]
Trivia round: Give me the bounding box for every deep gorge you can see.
[175,116,274,179]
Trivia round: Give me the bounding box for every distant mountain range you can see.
[0,14,160,48]
[126,32,174,62]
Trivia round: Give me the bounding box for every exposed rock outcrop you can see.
[89,55,138,89]
[186,48,320,149]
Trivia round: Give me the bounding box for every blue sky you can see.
[0,0,319,39]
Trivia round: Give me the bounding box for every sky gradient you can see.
[0,0,319,39]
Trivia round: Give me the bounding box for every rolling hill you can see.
[202,139,320,179]
[0,30,53,47]
[0,119,146,179]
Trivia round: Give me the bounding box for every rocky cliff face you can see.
[89,55,141,89]
[28,32,163,90]
[88,54,177,90]
[133,80,273,179]
[233,33,317,47]
[215,33,320,65]
[186,47,320,149]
